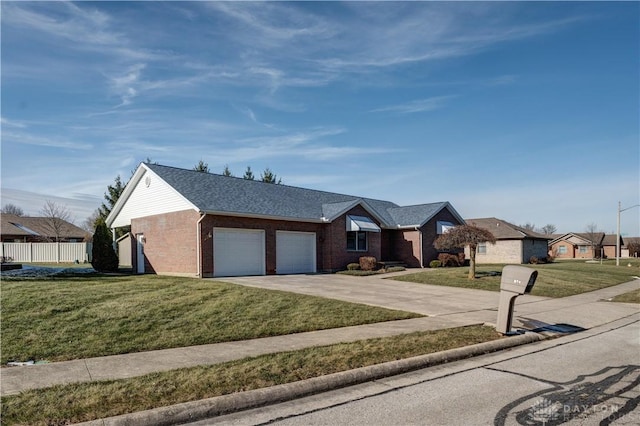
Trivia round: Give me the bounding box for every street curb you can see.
[78,331,546,426]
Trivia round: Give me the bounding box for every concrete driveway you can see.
[217,270,549,318]
[220,271,640,331]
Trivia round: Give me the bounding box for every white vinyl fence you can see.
[1,242,92,263]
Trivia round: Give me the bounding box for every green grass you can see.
[0,325,500,425]
[1,275,420,364]
[392,259,640,298]
[610,289,640,304]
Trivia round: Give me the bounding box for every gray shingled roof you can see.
[146,163,455,228]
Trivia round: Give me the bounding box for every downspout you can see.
[196,213,206,278]
[416,226,424,268]
[111,228,117,252]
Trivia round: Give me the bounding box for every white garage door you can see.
[214,228,265,277]
[276,231,316,275]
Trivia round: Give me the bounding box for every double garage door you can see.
[213,228,316,277]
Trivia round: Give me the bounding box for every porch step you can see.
[377,261,407,269]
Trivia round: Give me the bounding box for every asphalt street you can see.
[200,314,640,426]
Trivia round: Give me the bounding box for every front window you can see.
[558,245,567,254]
[579,246,588,254]
[477,243,487,254]
[347,231,367,251]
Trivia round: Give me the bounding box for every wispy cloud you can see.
[109,63,146,107]
[371,95,458,114]
[1,117,27,128]
[3,131,92,150]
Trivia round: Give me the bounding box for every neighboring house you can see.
[463,218,551,264]
[0,214,87,242]
[548,233,620,259]
[602,234,624,259]
[106,163,465,277]
[622,237,640,258]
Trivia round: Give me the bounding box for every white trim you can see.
[346,215,381,233]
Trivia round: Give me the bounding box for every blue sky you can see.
[1,1,639,235]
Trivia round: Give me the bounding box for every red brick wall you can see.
[131,209,200,275]
[323,206,382,271]
[421,208,465,265]
[128,205,460,276]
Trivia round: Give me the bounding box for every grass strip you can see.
[1,275,420,364]
[1,325,500,425]
[610,289,640,304]
[392,260,640,298]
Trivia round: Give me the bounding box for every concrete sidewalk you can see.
[2,275,638,397]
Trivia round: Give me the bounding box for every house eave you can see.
[202,210,326,224]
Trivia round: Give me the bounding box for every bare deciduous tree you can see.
[81,209,102,239]
[540,224,557,235]
[39,200,73,242]
[1,203,24,216]
[434,225,497,280]
[584,222,602,259]
[520,223,536,232]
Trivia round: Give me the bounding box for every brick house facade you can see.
[107,163,465,277]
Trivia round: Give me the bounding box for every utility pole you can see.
[617,202,640,266]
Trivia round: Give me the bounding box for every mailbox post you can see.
[496,265,538,335]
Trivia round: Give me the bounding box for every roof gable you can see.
[388,202,464,228]
[549,232,604,245]
[107,165,197,228]
[467,218,551,240]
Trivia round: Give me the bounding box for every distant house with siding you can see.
[464,218,551,264]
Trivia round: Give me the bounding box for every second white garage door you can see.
[213,228,265,277]
[276,231,316,275]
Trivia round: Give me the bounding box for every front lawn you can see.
[392,260,640,298]
[1,275,421,364]
[1,325,500,425]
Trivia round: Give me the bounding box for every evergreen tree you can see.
[193,159,210,173]
[222,165,233,177]
[243,166,255,180]
[260,167,282,184]
[91,218,118,272]
[99,175,126,221]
